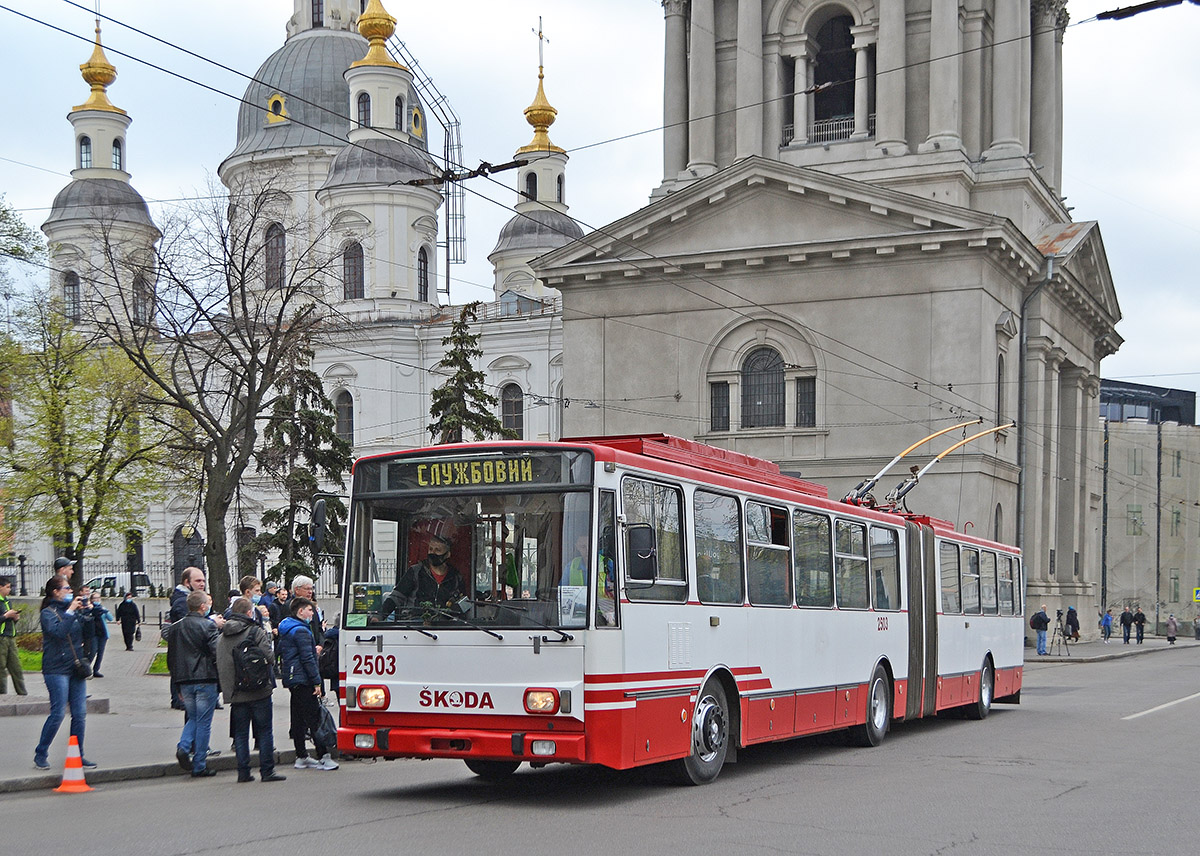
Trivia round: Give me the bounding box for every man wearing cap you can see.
[377,532,465,619]
[53,556,76,582]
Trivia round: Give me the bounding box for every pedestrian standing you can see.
[215,597,285,784]
[115,593,140,651]
[1134,606,1147,644]
[1166,614,1178,645]
[33,575,94,770]
[279,596,338,771]
[1101,608,1113,643]
[1030,604,1050,655]
[1065,606,1081,641]
[76,584,95,663]
[1119,606,1134,644]
[167,590,222,777]
[167,567,207,710]
[88,592,113,677]
[0,575,27,695]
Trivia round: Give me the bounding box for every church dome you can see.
[491,209,583,256]
[225,29,366,162]
[43,178,156,231]
[321,137,437,190]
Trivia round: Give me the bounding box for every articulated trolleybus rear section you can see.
[336,433,1023,784]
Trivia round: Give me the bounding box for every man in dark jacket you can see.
[167,567,207,710]
[216,597,285,783]
[166,590,221,777]
[279,597,337,771]
[377,534,465,619]
[1030,604,1050,655]
[115,593,140,651]
[1119,606,1134,644]
[1133,606,1147,644]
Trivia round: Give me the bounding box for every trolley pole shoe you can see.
[54,735,94,794]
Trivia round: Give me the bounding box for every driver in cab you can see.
[377,532,465,620]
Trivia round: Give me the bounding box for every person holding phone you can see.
[34,575,94,770]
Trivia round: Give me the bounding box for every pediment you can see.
[1034,221,1121,323]
[536,156,994,272]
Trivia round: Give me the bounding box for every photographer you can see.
[1030,604,1050,655]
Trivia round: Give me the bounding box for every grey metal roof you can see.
[42,178,156,230]
[224,29,365,161]
[320,137,438,190]
[491,208,584,256]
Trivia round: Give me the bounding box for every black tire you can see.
[967,660,994,721]
[849,665,891,747]
[673,680,730,785]
[464,759,520,780]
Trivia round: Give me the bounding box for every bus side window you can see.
[961,548,981,614]
[694,490,743,605]
[596,490,618,627]
[622,477,687,603]
[869,526,900,611]
[794,511,832,607]
[834,520,869,609]
[746,501,790,606]
[980,551,998,614]
[940,542,961,614]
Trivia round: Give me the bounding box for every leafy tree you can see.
[242,341,351,586]
[0,293,175,572]
[85,172,347,597]
[0,194,44,299]
[428,302,515,444]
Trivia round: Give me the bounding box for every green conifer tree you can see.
[428,302,515,444]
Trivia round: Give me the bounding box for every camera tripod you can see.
[1049,617,1072,657]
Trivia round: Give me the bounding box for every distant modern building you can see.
[1099,380,1199,634]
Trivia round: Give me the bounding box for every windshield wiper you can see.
[467,599,574,642]
[432,604,504,641]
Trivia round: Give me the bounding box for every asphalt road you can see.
[4,649,1197,855]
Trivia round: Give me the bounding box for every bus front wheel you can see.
[967,660,994,721]
[465,759,521,780]
[674,680,730,785]
[849,665,891,747]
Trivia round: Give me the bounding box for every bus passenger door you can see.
[904,522,939,719]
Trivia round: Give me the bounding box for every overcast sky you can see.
[1,0,1196,391]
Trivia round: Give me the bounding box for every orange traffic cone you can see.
[55,735,93,794]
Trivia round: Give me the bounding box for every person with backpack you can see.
[279,597,338,771]
[1030,604,1050,656]
[216,597,285,783]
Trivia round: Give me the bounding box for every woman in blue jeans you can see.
[34,575,94,770]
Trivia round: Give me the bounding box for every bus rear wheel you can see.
[673,680,730,785]
[967,660,994,721]
[465,759,521,780]
[849,665,890,747]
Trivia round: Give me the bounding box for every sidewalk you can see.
[0,629,306,794]
[1025,633,1200,664]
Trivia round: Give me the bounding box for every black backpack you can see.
[232,631,272,693]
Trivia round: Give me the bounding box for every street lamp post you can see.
[17,554,26,597]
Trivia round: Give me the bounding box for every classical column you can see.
[1030,0,1066,189]
[763,35,784,154]
[987,0,1025,157]
[736,0,764,159]
[961,8,986,155]
[662,0,689,181]
[874,0,907,153]
[922,0,961,151]
[687,0,717,176]
[787,38,813,146]
[850,27,875,140]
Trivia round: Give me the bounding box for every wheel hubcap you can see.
[870,678,888,730]
[982,670,993,707]
[694,695,726,760]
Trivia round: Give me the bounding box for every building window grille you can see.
[357,92,371,128]
[795,376,816,427]
[335,390,353,444]
[417,246,429,302]
[265,224,285,290]
[710,382,729,432]
[741,346,784,428]
[79,136,91,169]
[312,0,323,27]
[501,384,524,439]
[112,138,123,170]
[395,96,404,130]
[63,271,81,321]
[343,241,364,300]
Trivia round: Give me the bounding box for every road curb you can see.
[0,697,111,718]
[1027,641,1198,665]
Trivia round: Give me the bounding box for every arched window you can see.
[501,384,524,439]
[172,524,205,577]
[417,246,429,302]
[741,346,785,428]
[112,138,123,170]
[79,136,92,169]
[556,174,564,203]
[125,529,144,575]
[63,271,81,321]
[343,241,364,300]
[312,0,323,27]
[132,273,152,325]
[357,92,371,128]
[395,96,404,130]
[524,172,537,201]
[996,353,1005,422]
[335,390,354,444]
[265,223,286,290]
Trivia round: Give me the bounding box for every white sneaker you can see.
[294,756,320,769]
[316,754,339,771]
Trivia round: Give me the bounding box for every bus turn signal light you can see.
[524,688,559,714]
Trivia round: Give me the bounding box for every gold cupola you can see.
[517,68,565,155]
[73,21,125,114]
[350,0,404,69]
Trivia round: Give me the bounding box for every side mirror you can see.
[310,499,327,557]
[626,523,658,582]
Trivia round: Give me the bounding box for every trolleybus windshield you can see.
[343,449,597,632]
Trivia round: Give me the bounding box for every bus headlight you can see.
[524,688,559,714]
[358,686,391,709]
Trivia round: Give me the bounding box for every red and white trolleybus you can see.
[335,433,1023,784]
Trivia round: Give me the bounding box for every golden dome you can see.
[351,0,405,69]
[516,69,565,155]
[73,22,125,114]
